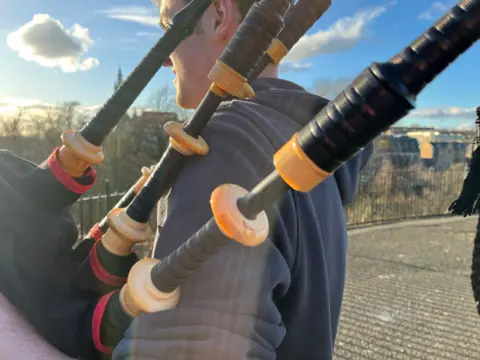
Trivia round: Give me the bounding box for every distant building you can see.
[400,129,471,169]
[388,126,474,143]
[380,126,474,170]
[388,126,435,134]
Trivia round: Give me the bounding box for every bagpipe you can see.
[0,0,477,359]
[0,0,331,358]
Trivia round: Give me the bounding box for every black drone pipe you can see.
[70,166,154,261]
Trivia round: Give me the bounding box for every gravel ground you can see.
[334,216,480,360]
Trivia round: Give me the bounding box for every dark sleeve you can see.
[112,111,296,359]
[333,142,375,205]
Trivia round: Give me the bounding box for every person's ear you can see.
[211,0,237,41]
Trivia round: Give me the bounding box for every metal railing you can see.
[345,161,466,226]
[73,191,125,238]
[71,161,468,248]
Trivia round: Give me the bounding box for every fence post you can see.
[105,179,110,214]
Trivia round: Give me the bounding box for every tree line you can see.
[0,76,354,194]
[0,85,195,194]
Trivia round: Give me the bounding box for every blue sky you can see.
[1,0,478,129]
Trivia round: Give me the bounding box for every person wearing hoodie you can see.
[111,0,374,359]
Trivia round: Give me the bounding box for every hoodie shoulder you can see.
[212,90,374,207]
[204,99,288,155]
[156,99,300,267]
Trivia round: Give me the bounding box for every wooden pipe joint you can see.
[58,130,104,177]
[210,184,269,247]
[208,60,255,100]
[102,208,153,256]
[120,258,180,317]
[163,121,209,156]
[266,39,288,65]
[273,132,331,192]
[133,165,155,193]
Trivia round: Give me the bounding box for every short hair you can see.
[233,0,254,21]
[152,0,253,22]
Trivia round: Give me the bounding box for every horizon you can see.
[1,0,479,130]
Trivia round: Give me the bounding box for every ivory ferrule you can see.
[133,166,155,193]
[119,258,180,317]
[273,133,331,192]
[163,121,209,156]
[266,39,288,65]
[208,60,255,100]
[58,130,104,177]
[210,184,269,247]
[102,208,153,256]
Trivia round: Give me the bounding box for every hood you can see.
[250,77,330,128]
[248,77,374,205]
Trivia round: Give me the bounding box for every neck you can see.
[258,63,278,79]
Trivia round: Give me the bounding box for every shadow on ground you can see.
[335,216,480,360]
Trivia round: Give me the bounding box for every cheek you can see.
[174,48,203,71]
[171,44,193,68]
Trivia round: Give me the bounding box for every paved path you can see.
[334,216,480,359]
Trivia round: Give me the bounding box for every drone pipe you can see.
[89,166,153,241]
[28,0,213,212]
[79,0,213,146]
[69,166,154,263]
[247,0,332,82]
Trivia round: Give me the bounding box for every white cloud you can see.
[6,14,99,73]
[114,31,162,50]
[283,6,387,64]
[398,106,477,130]
[136,31,162,37]
[0,98,152,120]
[418,2,451,20]
[101,6,160,27]
[406,107,477,119]
[279,62,312,73]
[0,98,100,117]
[310,77,355,99]
[455,122,475,130]
[0,98,47,115]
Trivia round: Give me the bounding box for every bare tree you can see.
[27,102,87,152]
[0,108,27,155]
[147,85,193,121]
[0,108,25,136]
[148,85,177,112]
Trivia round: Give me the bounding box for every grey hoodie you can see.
[113,77,374,359]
